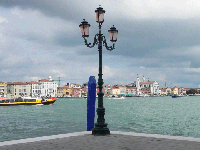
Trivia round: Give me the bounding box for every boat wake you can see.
[36,104,44,106]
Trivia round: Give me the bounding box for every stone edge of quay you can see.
[1,131,200,147]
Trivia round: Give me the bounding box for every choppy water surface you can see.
[1,96,200,142]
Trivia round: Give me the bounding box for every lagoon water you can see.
[1,96,200,142]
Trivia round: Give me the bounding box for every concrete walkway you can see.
[0,131,200,150]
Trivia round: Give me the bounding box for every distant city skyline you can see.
[0,1,200,88]
[0,75,197,89]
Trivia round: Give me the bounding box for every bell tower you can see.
[142,75,145,82]
[136,74,141,95]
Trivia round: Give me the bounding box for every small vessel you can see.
[113,95,125,99]
[136,94,150,97]
[0,96,57,106]
[114,96,125,99]
[64,95,72,98]
[172,94,186,98]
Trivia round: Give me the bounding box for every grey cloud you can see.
[1,1,200,87]
[97,18,200,69]
[0,0,90,21]
[190,61,200,68]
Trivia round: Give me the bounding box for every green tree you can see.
[186,89,197,94]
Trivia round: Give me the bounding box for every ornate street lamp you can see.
[79,19,91,37]
[79,5,118,135]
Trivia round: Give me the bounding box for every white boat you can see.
[143,94,150,97]
[113,96,125,99]
[136,94,150,97]
[172,94,188,98]
[64,95,72,98]
[118,96,125,99]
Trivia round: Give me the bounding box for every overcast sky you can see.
[1,0,200,88]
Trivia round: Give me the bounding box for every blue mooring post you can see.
[87,76,96,131]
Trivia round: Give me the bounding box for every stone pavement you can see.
[0,131,200,150]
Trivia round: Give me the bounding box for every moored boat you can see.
[172,95,187,98]
[135,94,150,97]
[113,96,125,99]
[0,96,57,106]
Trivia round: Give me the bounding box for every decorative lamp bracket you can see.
[102,36,115,51]
[83,34,99,48]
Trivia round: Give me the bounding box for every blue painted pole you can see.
[87,76,96,131]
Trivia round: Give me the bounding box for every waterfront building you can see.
[106,85,121,96]
[196,88,200,93]
[166,87,172,95]
[67,83,83,97]
[67,83,81,88]
[159,87,167,95]
[135,75,159,95]
[112,85,125,96]
[178,87,187,95]
[81,82,88,97]
[78,88,84,97]
[57,87,64,97]
[65,87,72,97]
[7,82,31,97]
[5,77,57,98]
[136,75,142,95]
[79,88,85,97]
[126,87,136,96]
[126,87,131,95]
[112,88,120,96]
[38,76,58,97]
[171,86,178,95]
[119,86,126,95]
[141,88,151,95]
[107,88,113,96]
[72,88,80,97]
[57,85,72,97]
[0,81,7,97]
[154,86,190,96]
[27,81,42,97]
[103,84,112,97]
[140,81,159,95]
[131,87,137,95]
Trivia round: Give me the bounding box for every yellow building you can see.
[0,82,7,97]
[57,86,72,97]
[171,86,178,95]
[112,88,121,95]
[63,88,72,97]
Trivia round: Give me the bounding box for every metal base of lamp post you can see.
[92,107,110,135]
[92,124,110,135]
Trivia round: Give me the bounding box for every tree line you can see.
[186,89,200,94]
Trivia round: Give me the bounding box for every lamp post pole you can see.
[79,6,118,135]
[93,21,109,135]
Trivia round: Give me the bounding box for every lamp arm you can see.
[102,36,115,51]
[83,34,98,48]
